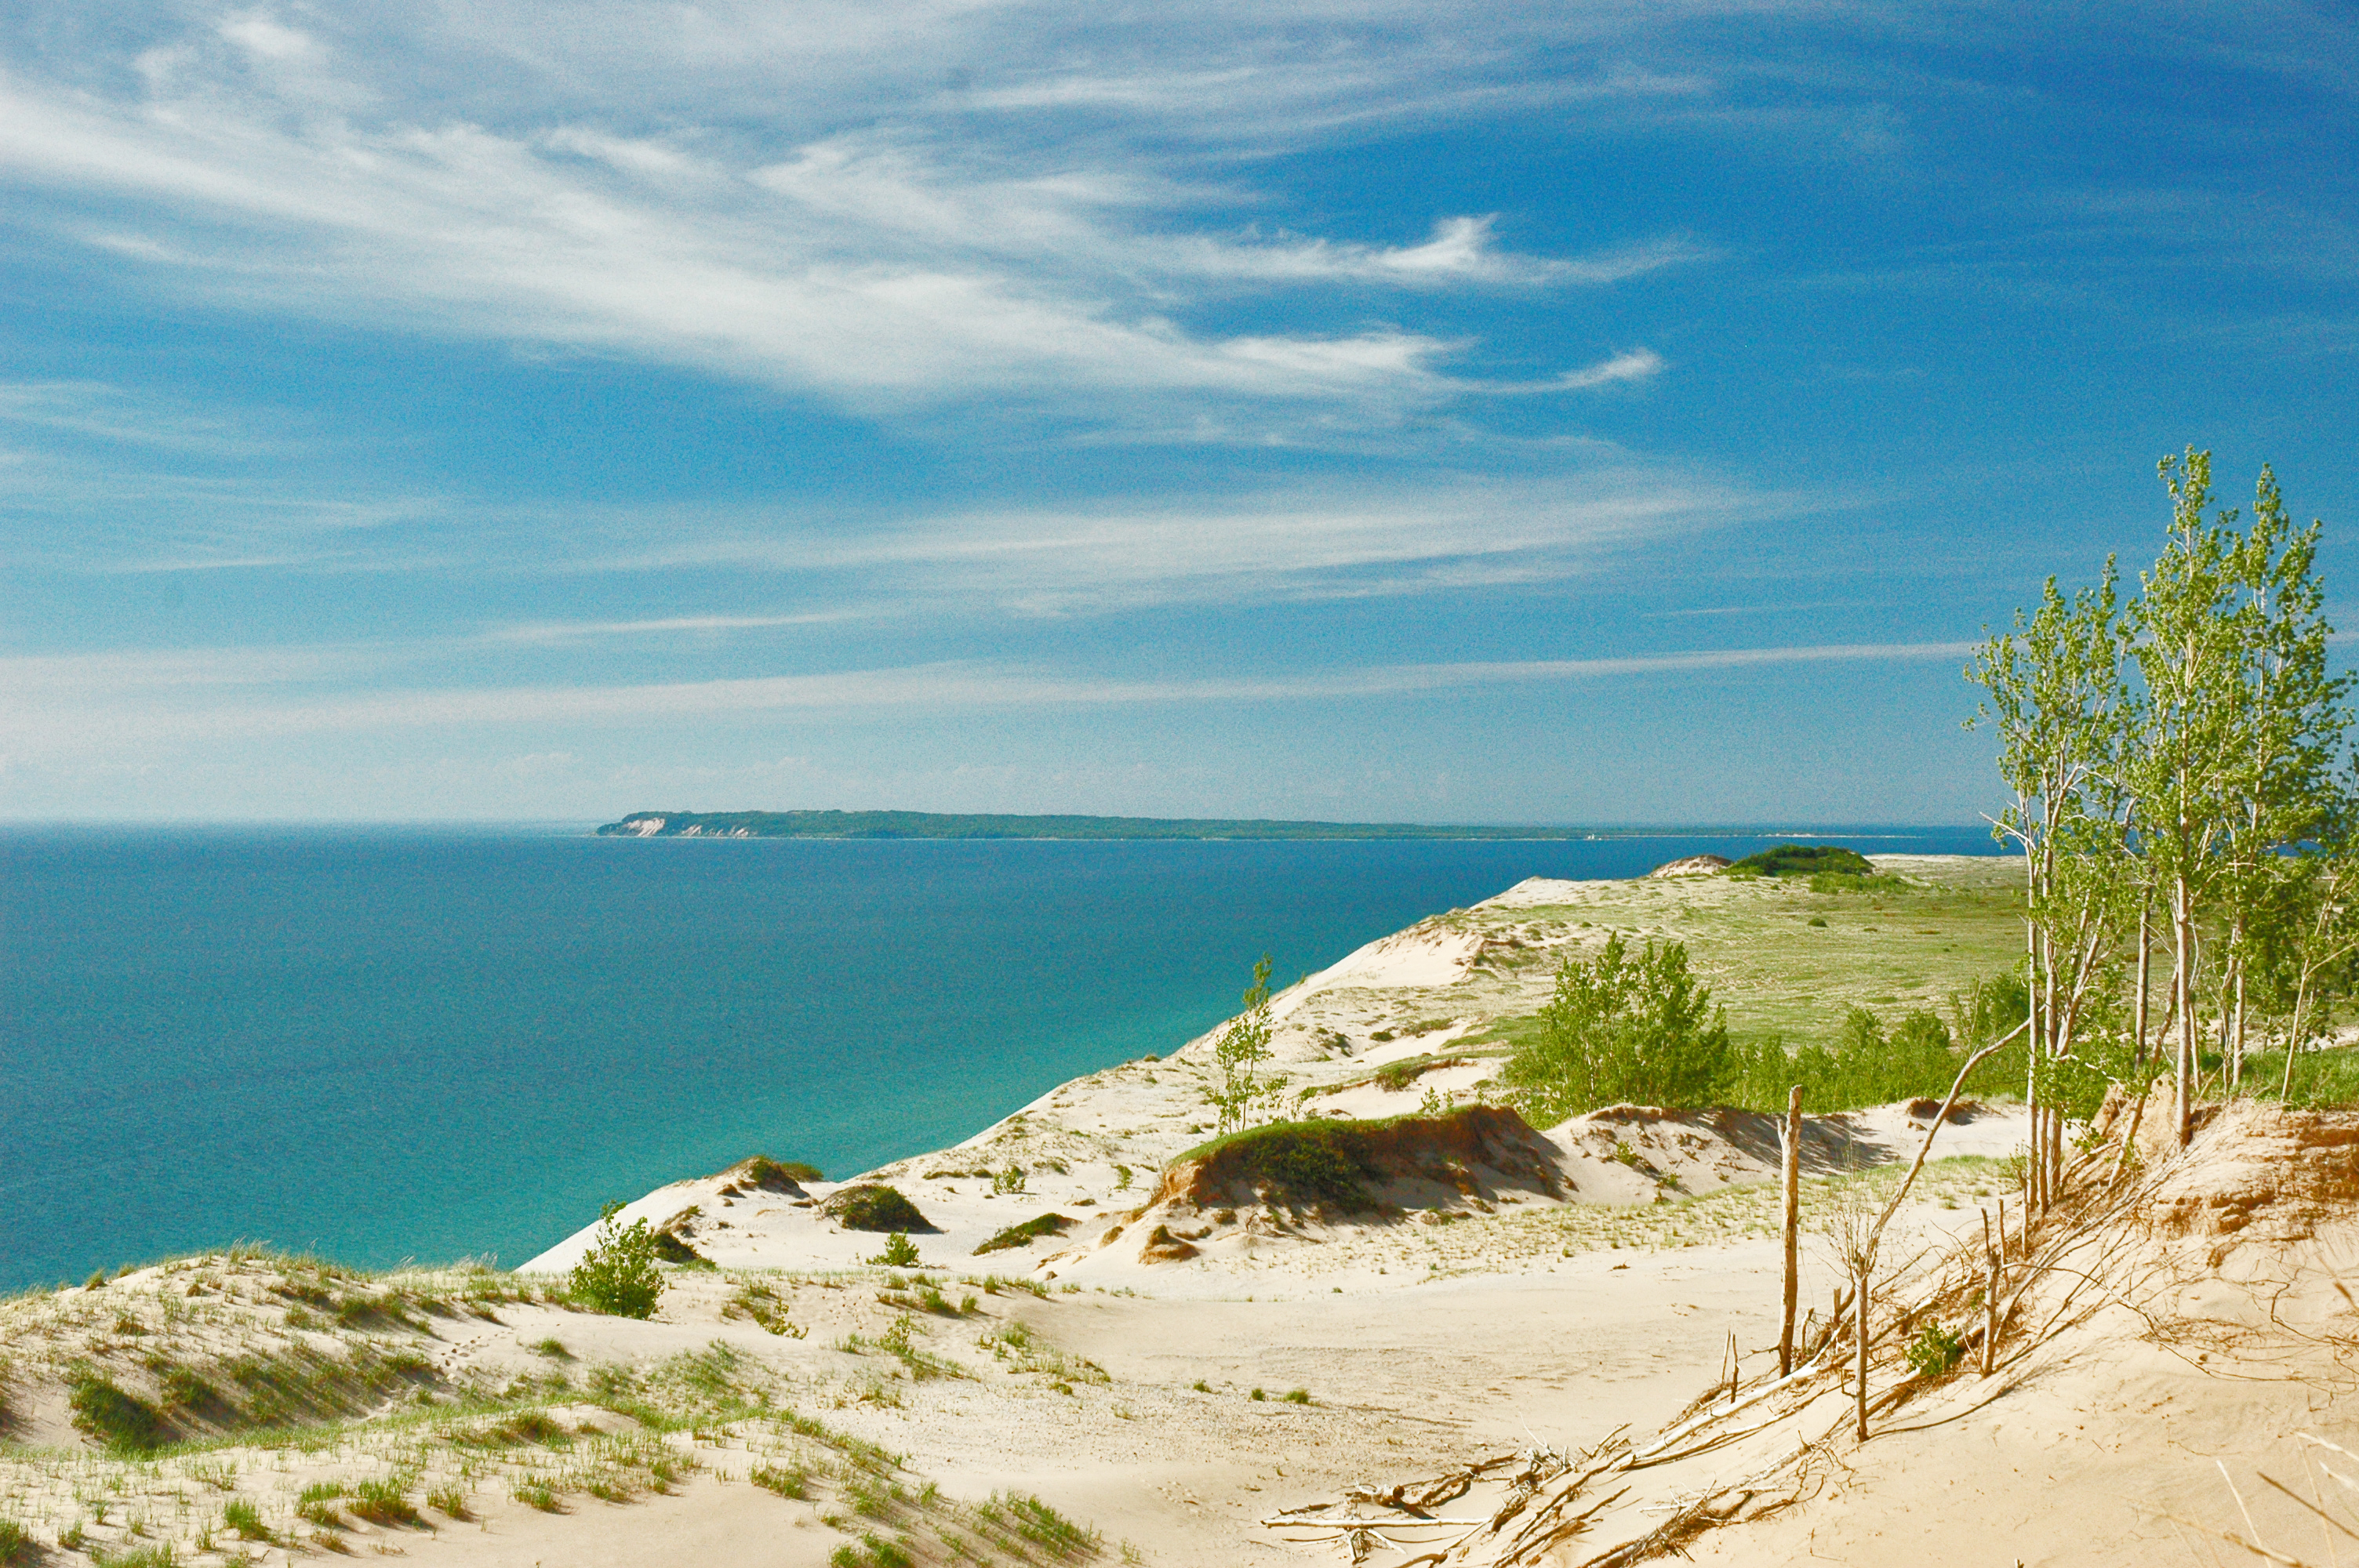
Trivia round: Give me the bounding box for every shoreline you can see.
[522,854,2031,1285]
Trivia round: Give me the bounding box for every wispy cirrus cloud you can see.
[0,6,1687,430]
[0,639,1979,754]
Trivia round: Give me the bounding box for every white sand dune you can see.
[16,856,2346,1567]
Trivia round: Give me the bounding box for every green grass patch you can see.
[738,1156,824,1188]
[825,1185,934,1233]
[972,1214,1074,1255]
[976,1492,1101,1560]
[68,1372,169,1454]
[347,1477,418,1526]
[751,1463,809,1499]
[1808,870,1917,895]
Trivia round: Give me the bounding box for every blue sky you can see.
[2,2,2354,823]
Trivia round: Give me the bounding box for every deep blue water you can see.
[1,825,2001,1290]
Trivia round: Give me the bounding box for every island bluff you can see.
[11,451,2359,1566]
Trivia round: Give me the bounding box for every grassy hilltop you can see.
[1423,853,2023,1053]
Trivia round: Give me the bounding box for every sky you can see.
[1,2,2354,825]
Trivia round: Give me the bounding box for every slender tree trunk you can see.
[2024,917,2044,1206]
[2174,883,2197,1148]
[1779,1084,1802,1376]
[2132,904,2152,1073]
[1981,1207,2000,1377]
[2286,964,2313,1103]
[2037,1094,2056,1202]
[2230,956,2248,1093]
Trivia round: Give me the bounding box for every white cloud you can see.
[0,6,1696,426]
[528,470,1790,615]
[0,639,1979,754]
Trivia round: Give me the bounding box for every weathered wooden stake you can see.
[1980,1207,2000,1376]
[1853,1258,1872,1442]
[1779,1083,1803,1377]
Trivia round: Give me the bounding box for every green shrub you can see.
[0,1520,27,1566]
[826,1185,932,1233]
[1252,1126,1369,1208]
[1726,844,1874,878]
[990,1166,1028,1196]
[569,1203,666,1319]
[972,1214,1074,1255]
[869,1232,922,1267]
[426,1485,469,1519]
[1503,933,1732,1120]
[1904,1319,1967,1377]
[1281,1388,1310,1403]
[67,1372,168,1454]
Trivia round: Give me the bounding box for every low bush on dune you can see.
[1172,1107,1558,1215]
[1725,1006,1970,1111]
[1725,844,1874,879]
[736,1156,823,1189]
[1503,933,1733,1120]
[568,1203,665,1319]
[650,1229,714,1269]
[972,1214,1073,1255]
[1175,1121,1378,1212]
[825,1185,934,1233]
[1242,1125,1373,1209]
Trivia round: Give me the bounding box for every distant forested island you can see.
[597,809,1608,840]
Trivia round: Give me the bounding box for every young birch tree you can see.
[1967,566,2135,1208]
[1209,956,1283,1135]
[2125,451,2253,1147]
[2126,451,2350,1143]
[2212,466,2353,1090]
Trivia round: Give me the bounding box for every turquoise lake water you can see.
[1,826,2001,1290]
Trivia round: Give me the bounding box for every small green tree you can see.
[569,1203,665,1319]
[1503,932,1732,1121]
[1209,956,1285,1134]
